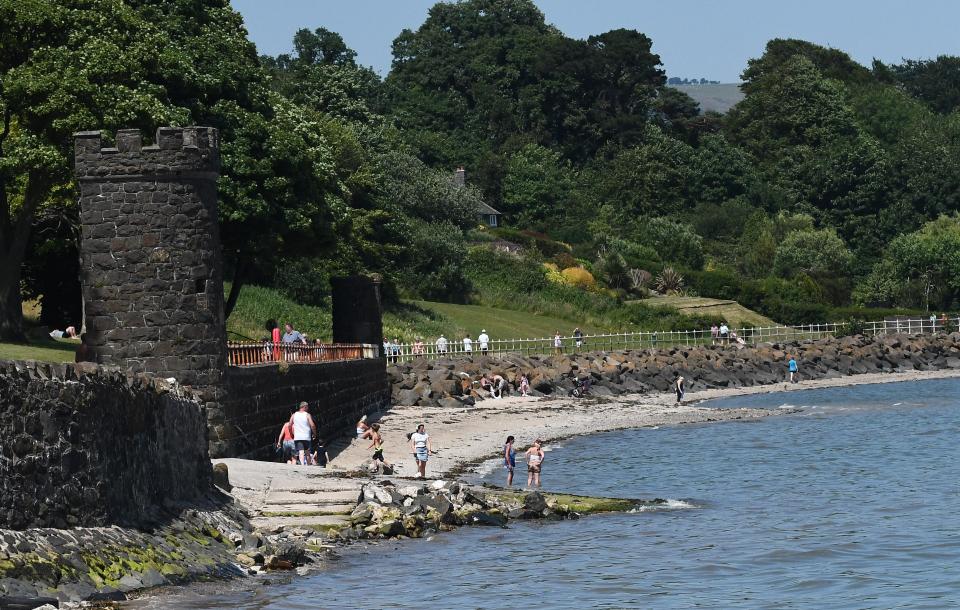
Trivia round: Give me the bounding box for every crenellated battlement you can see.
[74,126,219,178]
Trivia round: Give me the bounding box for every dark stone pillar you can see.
[331,275,383,349]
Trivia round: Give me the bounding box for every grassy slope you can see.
[408,300,603,339]
[642,295,775,327]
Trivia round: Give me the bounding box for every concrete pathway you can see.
[214,458,365,533]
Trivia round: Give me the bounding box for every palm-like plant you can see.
[655,267,685,295]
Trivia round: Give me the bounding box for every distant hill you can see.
[670,83,745,114]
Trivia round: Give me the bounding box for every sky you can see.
[231,0,960,82]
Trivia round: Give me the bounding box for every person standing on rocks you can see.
[526,439,544,488]
[504,435,517,486]
[788,356,799,383]
[410,424,434,478]
[290,401,317,466]
[478,330,490,355]
[675,375,685,404]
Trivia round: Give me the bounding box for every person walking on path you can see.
[526,439,545,488]
[553,331,563,355]
[463,335,473,354]
[573,327,584,350]
[410,424,434,478]
[674,375,685,404]
[276,417,296,464]
[290,401,316,466]
[504,435,517,486]
[477,330,490,355]
[435,335,448,355]
[788,356,799,383]
[519,374,531,397]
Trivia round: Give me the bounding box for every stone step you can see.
[258,503,355,517]
[250,514,349,533]
[264,490,360,505]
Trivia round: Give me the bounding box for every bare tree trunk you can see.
[0,172,47,341]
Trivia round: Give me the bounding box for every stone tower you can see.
[75,127,226,400]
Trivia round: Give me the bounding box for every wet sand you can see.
[329,368,960,477]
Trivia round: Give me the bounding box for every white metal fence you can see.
[383,317,959,362]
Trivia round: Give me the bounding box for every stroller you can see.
[569,376,592,398]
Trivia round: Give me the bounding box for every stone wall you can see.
[212,359,390,458]
[75,127,226,405]
[0,360,212,530]
[388,333,960,404]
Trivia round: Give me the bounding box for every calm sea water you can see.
[137,379,960,609]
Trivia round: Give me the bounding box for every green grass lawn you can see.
[408,300,603,339]
[0,337,77,363]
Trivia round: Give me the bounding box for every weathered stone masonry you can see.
[0,360,211,530]
[75,127,226,409]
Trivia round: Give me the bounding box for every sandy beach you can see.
[329,368,960,477]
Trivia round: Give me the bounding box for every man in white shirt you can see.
[463,335,473,354]
[436,335,448,354]
[719,323,729,344]
[477,330,490,355]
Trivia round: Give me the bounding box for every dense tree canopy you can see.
[7,0,960,335]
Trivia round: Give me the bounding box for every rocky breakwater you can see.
[333,479,665,542]
[388,333,960,405]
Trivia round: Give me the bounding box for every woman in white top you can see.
[409,424,433,478]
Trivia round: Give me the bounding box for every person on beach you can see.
[410,424,434,478]
[490,373,507,399]
[357,415,371,438]
[788,356,798,383]
[675,375,685,404]
[504,436,517,486]
[276,417,296,464]
[290,401,317,466]
[554,331,563,355]
[367,423,391,472]
[519,374,531,397]
[526,439,545,488]
[478,330,490,355]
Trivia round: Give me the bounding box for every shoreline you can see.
[329,368,960,479]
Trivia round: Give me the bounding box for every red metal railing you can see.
[227,341,379,367]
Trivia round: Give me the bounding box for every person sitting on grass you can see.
[49,325,78,340]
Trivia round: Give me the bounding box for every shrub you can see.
[561,267,597,290]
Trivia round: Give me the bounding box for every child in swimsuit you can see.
[504,436,517,486]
